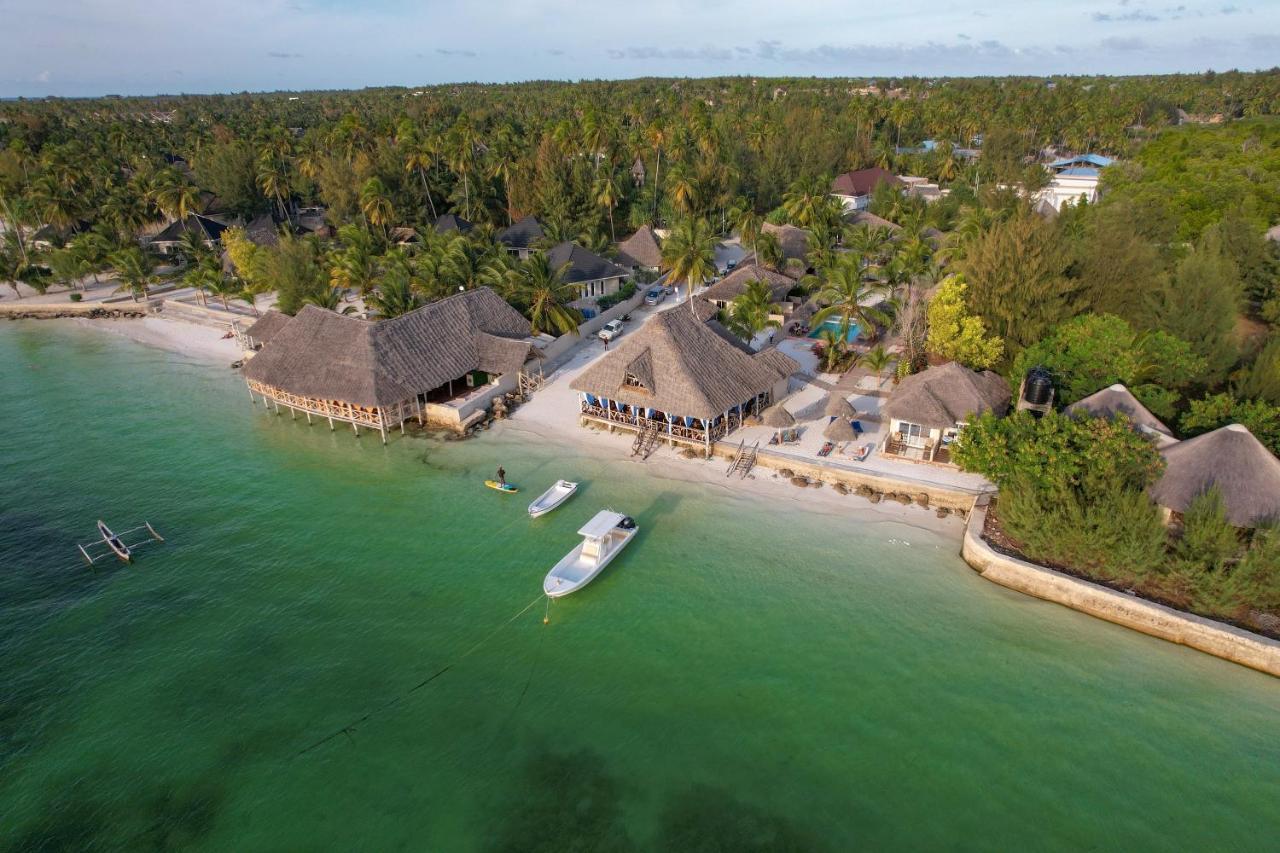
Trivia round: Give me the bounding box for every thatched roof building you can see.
[1151,424,1280,527]
[1065,384,1173,439]
[571,308,797,424]
[242,310,292,348]
[242,288,536,439]
[616,225,663,269]
[761,222,811,264]
[700,264,795,307]
[883,362,1010,428]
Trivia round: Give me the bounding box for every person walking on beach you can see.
[496,466,506,485]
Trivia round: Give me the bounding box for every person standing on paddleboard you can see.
[496,466,506,485]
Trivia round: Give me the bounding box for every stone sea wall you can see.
[0,301,152,319]
[962,499,1280,678]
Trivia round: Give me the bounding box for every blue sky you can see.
[1,0,1276,97]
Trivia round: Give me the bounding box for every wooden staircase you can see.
[631,421,661,459]
[726,440,759,479]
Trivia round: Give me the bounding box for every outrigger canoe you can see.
[528,480,578,518]
[96,520,132,563]
[485,479,519,494]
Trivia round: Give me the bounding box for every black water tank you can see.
[1023,368,1053,405]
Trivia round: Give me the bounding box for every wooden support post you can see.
[352,421,359,436]
[290,407,297,420]
[328,416,334,430]
[306,411,312,425]
[380,424,388,444]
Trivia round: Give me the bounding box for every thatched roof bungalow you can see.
[242,288,538,440]
[1150,424,1280,528]
[882,362,1010,464]
[616,225,663,270]
[699,264,795,311]
[237,310,292,350]
[1065,384,1176,445]
[570,307,798,455]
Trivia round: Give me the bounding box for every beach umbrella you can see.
[761,403,795,428]
[821,393,856,420]
[823,418,857,442]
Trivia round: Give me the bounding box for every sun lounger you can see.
[852,442,873,462]
[817,442,834,458]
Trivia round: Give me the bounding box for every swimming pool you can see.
[808,317,861,343]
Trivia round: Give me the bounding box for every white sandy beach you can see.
[67,315,244,363]
[498,327,967,537]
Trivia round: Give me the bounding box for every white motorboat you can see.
[528,480,579,518]
[543,510,637,597]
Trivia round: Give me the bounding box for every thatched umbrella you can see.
[761,403,796,428]
[821,393,856,420]
[823,417,857,442]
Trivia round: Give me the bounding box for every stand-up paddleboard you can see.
[485,480,519,494]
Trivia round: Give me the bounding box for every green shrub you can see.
[596,281,637,311]
[69,292,83,302]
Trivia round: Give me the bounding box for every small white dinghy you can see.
[528,480,579,518]
[543,510,637,598]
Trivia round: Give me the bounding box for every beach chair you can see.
[851,420,864,437]
[817,442,834,458]
[853,442,873,462]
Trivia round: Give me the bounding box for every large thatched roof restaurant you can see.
[881,362,1010,465]
[1150,423,1280,528]
[241,288,540,441]
[570,307,798,456]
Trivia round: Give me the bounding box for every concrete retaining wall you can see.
[711,443,982,512]
[0,301,153,319]
[962,500,1280,678]
[538,288,648,371]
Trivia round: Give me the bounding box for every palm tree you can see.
[755,231,783,272]
[815,328,848,373]
[109,246,158,302]
[725,279,781,342]
[666,164,698,218]
[183,253,224,307]
[781,175,830,228]
[404,144,438,221]
[257,152,292,220]
[730,202,763,258]
[329,226,381,298]
[359,178,394,236]
[366,267,425,319]
[594,171,622,243]
[1,229,48,299]
[504,252,582,336]
[645,120,667,221]
[861,345,893,388]
[811,254,892,341]
[661,218,717,308]
[302,284,357,315]
[151,167,200,223]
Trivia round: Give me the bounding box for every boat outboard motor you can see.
[617,516,637,530]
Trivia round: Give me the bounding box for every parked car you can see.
[644,287,666,305]
[598,319,625,342]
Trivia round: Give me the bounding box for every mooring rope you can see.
[294,592,546,758]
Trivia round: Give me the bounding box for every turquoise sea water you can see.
[1,322,1278,851]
